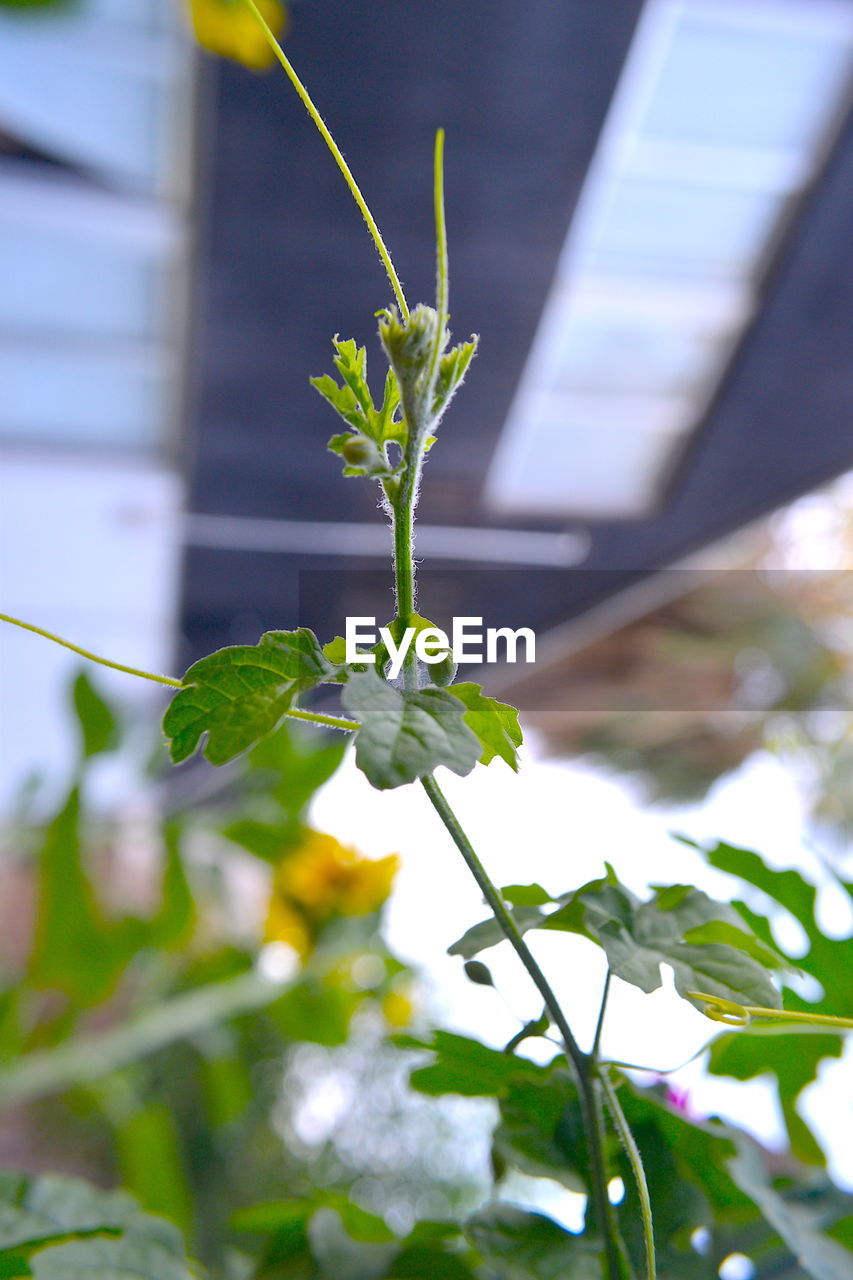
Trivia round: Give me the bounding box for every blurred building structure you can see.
[1,0,852,798]
[181,0,853,661]
[0,0,194,797]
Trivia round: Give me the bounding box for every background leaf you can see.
[728,1138,853,1280]
[466,1204,601,1280]
[492,1069,588,1193]
[404,1030,545,1098]
[71,671,120,759]
[28,788,126,1003]
[0,1172,198,1279]
[692,840,853,1164]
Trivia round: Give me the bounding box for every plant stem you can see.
[592,969,612,1061]
[433,131,449,338]
[0,613,183,689]
[425,128,449,395]
[392,483,416,625]
[420,773,627,1280]
[602,1070,656,1280]
[285,707,359,733]
[385,223,625,1267]
[242,0,408,318]
[0,613,359,734]
[241,14,628,1265]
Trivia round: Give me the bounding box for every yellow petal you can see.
[264,895,312,959]
[188,0,287,70]
[381,990,414,1029]
[274,831,399,920]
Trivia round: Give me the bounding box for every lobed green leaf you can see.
[449,867,783,1009]
[432,337,478,420]
[448,904,547,960]
[310,373,364,431]
[445,682,523,770]
[501,884,553,907]
[163,628,336,766]
[311,336,404,470]
[541,874,783,1009]
[341,668,480,790]
[404,1030,547,1098]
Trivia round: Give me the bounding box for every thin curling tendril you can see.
[688,991,853,1030]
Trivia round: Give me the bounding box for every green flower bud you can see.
[341,435,373,465]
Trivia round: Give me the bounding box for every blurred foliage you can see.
[0,1,72,10]
[528,570,853,823]
[687,838,853,1168]
[0,674,851,1279]
[0,1170,199,1278]
[0,672,415,1275]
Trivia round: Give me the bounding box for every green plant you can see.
[2,4,852,1278]
[0,673,428,1271]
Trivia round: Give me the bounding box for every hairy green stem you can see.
[242,0,408,318]
[388,129,449,691]
[383,127,626,1261]
[392,483,416,625]
[602,1071,656,1280]
[433,130,449,338]
[284,707,359,733]
[420,774,627,1280]
[225,16,638,1272]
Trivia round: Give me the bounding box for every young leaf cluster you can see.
[310,337,404,480]
[376,303,477,449]
[312,314,476,496]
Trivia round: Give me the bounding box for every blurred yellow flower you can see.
[188,0,286,70]
[264,896,312,958]
[265,831,399,958]
[381,989,414,1029]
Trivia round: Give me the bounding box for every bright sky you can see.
[311,733,853,1216]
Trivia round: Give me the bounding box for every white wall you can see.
[0,451,182,806]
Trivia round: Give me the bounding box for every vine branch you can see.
[242,0,409,318]
[0,613,183,690]
[602,1070,656,1280]
[592,968,612,1061]
[0,614,358,735]
[419,774,627,1279]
